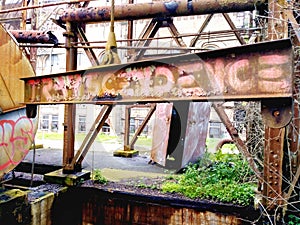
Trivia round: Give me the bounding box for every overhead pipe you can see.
[9,30,59,45]
[57,0,265,23]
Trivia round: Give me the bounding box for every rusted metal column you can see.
[20,0,27,30]
[124,105,131,151]
[267,0,288,40]
[63,21,78,173]
[263,127,285,211]
[264,0,290,214]
[126,0,134,61]
[57,0,264,23]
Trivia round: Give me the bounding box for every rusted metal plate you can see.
[22,39,293,104]
[57,0,263,23]
[261,98,293,128]
[0,108,37,178]
[0,23,35,113]
[151,103,173,166]
[263,127,284,211]
[182,102,211,167]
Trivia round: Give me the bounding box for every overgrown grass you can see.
[161,150,257,206]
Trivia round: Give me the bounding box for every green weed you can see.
[161,150,257,206]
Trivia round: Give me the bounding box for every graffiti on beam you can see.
[23,50,293,103]
[0,115,34,172]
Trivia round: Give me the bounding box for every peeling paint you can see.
[164,1,179,14]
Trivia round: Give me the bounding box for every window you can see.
[40,115,49,130]
[209,122,221,138]
[102,122,110,134]
[51,115,59,132]
[129,118,135,133]
[78,115,86,132]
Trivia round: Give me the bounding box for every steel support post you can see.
[263,127,285,211]
[63,21,78,173]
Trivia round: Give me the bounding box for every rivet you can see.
[273,110,280,117]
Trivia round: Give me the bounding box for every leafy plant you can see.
[161,151,257,206]
[93,169,108,184]
[287,214,300,225]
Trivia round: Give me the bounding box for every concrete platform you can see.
[0,189,28,224]
[44,169,91,186]
[113,149,139,157]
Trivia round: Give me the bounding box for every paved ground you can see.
[22,140,175,181]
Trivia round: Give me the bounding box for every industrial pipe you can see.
[9,30,59,45]
[57,0,264,23]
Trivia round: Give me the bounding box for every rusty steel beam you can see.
[22,39,293,105]
[263,127,285,211]
[9,30,59,45]
[57,0,264,24]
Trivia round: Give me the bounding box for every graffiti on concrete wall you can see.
[23,42,293,103]
[0,111,35,176]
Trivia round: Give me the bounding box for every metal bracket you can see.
[261,98,293,128]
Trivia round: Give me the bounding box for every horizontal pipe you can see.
[9,30,59,45]
[0,0,97,14]
[57,0,264,23]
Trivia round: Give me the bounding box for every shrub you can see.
[93,169,108,184]
[161,151,257,206]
